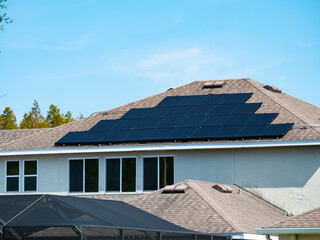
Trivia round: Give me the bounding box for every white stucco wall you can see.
[0,145,319,214]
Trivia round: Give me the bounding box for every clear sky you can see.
[1,0,319,123]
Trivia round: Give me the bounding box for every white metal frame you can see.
[68,157,100,194]
[5,160,21,193]
[105,156,137,193]
[142,155,175,192]
[22,160,38,192]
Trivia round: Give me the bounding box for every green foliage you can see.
[0,0,12,31]
[45,104,75,128]
[0,106,17,129]
[20,100,48,129]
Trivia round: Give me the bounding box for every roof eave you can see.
[0,140,319,157]
[256,228,320,235]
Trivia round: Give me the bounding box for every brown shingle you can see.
[1,78,319,151]
[82,180,288,234]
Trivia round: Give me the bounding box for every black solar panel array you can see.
[56,93,294,145]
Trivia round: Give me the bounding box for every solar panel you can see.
[178,95,207,106]
[201,94,229,105]
[237,125,269,138]
[186,105,216,117]
[156,118,183,128]
[156,96,184,107]
[208,104,237,115]
[231,103,261,114]
[102,130,130,142]
[55,131,87,145]
[223,115,252,126]
[261,123,294,137]
[191,126,221,139]
[112,119,146,130]
[165,106,193,117]
[144,107,172,118]
[146,128,175,141]
[55,92,294,145]
[178,116,206,127]
[168,127,199,140]
[201,115,228,126]
[222,93,252,104]
[89,120,119,131]
[121,108,150,119]
[214,126,243,139]
[122,129,153,142]
[246,113,278,125]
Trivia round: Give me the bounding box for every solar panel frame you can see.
[165,106,194,117]
[260,123,294,138]
[190,126,221,139]
[144,107,173,118]
[177,95,208,106]
[186,105,216,117]
[89,120,119,131]
[231,103,262,114]
[207,104,237,116]
[236,125,269,138]
[146,128,176,141]
[178,116,206,127]
[121,108,150,119]
[156,96,185,107]
[213,125,244,139]
[168,127,199,140]
[201,115,228,126]
[155,117,184,128]
[246,113,278,125]
[223,114,253,126]
[222,93,252,104]
[55,131,88,145]
[101,130,130,143]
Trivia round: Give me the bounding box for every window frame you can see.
[68,157,100,194]
[142,155,175,192]
[5,160,21,193]
[22,160,38,192]
[105,156,137,193]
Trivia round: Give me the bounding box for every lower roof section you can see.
[0,140,319,157]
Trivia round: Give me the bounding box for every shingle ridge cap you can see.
[245,79,320,135]
[185,180,241,232]
[266,205,320,228]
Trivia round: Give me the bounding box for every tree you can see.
[45,104,74,127]
[0,107,17,129]
[20,100,48,129]
[63,111,74,124]
[0,0,12,31]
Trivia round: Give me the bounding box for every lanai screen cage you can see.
[0,195,226,240]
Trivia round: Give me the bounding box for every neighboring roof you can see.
[0,128,48,146]
[83,180,288,234]
[1,78,320,151]
[256,206,320,235]
[0,194,197,236]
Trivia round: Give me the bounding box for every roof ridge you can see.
[185,180,241,232]
[246,79,320,135]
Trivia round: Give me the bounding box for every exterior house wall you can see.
[0,146,319,214]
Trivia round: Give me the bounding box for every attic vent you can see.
[162,185,189,194]
[263,85,282,93]
[212,184,233,193]
[202,81,226,89]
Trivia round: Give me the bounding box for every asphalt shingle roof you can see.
[1,78,320,151]
[82,180,288,234]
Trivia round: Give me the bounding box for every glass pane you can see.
[7,161,19,175]
[69,160,83,192]
[160,157,174,188]
[143,157,158,191]
[24,161,37,175]
[7,177,19,191]
[106,158,120,191]
[85,159,99,192]
[24,176,37,191]
[122,158,136,192]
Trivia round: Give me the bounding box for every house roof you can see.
[82,180,288,234]
[1,78,320,151]
[0,128,48,146]
[266,206,320,229]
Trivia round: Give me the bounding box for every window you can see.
[69,158,99,193]
[23,160,37,191]
[106,157,136,192]
[143,156,174,191]
[6,161,20,192]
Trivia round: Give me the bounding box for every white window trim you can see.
[68,157,100,194]
[5,160,21,193]
[142,155,175,192]
[22,160,38,192]
[105,156,137,193]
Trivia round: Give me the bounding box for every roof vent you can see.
[212,184,233,193]
[263,85,282,93]
[162,185,189,194]
[203,81,226,89]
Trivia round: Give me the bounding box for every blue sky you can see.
[1,0,319,123]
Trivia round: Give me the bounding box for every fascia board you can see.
[256,228,320,235]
